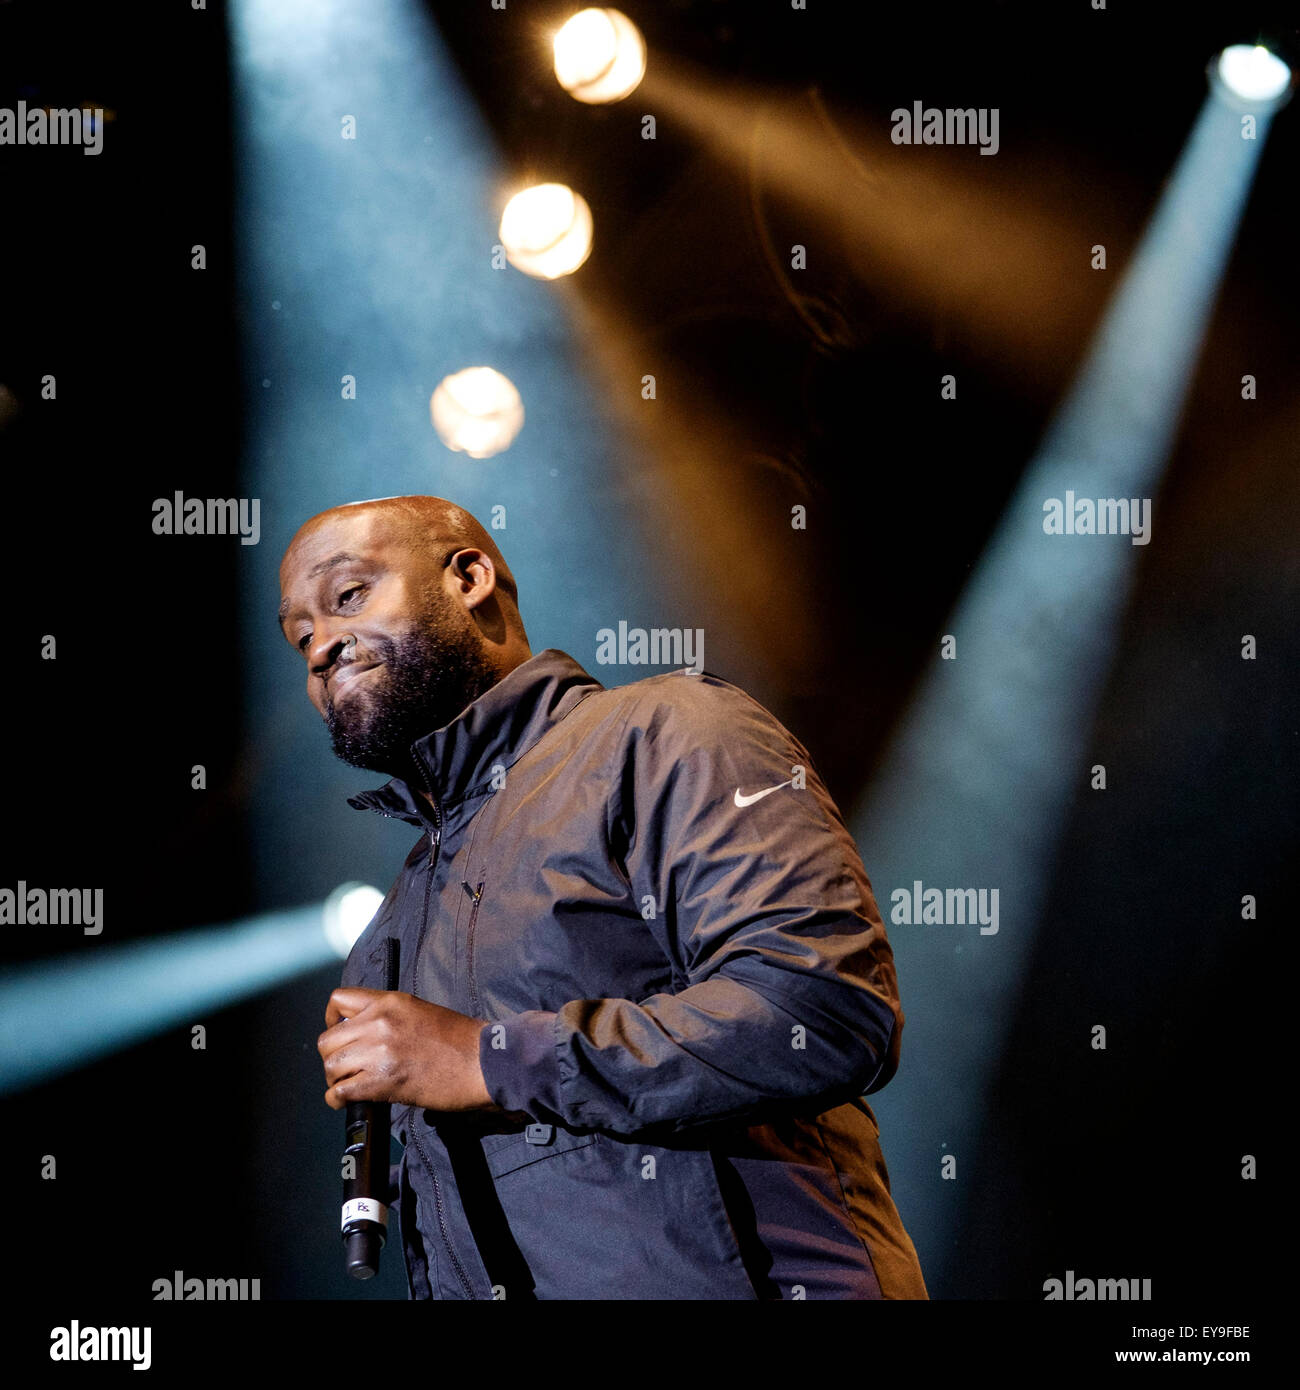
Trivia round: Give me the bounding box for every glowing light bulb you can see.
[322,883,385,958]
[1215,44,1291,104]
[553,8,646,104]
[498,182,593,279]
[429,366,525,459]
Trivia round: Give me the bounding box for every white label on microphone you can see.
[341,1197,388,1230]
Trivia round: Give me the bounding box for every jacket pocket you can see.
[480,1125,598,1179]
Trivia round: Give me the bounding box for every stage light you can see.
[430,366,525,458]
[553,8,646,104]
[498,182,593,279]
[1214,44,1292,106]
[322,882,385,958]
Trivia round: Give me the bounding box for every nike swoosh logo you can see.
[734,780,793,808]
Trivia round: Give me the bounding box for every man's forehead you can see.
[279,506,407,586]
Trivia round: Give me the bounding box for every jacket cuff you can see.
[479,1009,564,1122]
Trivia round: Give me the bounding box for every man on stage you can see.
[279,494,928,1299]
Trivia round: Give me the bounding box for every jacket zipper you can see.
[409,1121,476,1299]
[407,758,477,1297]
[414,761,442,985]
[372,765,474,1298]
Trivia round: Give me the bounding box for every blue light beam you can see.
[855,91,1279,1291]
[0,906,341,1096]
[230,0,674,907]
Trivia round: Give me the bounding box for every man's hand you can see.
[317,987,497,1113]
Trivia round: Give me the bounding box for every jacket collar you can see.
[346,648,603,825]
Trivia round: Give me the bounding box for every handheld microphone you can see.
[341,936,400,1280]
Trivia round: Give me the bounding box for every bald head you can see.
[280,494,522,619]
[368,495,519,608]
[277,495,532,777]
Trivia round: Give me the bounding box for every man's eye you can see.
[294,585,365,652]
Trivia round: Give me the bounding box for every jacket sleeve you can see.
[477,674,905,1137]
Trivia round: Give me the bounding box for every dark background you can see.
[1,0,1291,1316]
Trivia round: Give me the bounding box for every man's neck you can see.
[388,650,536,812]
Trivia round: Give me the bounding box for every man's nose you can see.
[308,628,356,679]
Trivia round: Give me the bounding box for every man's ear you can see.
[452,549,496,609]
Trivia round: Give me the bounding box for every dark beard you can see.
[324,598,500,781]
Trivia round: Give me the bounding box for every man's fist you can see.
[317,987,496,1113]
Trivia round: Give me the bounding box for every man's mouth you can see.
[329,661,382,703]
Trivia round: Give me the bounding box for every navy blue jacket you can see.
[343,648,927,1299]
